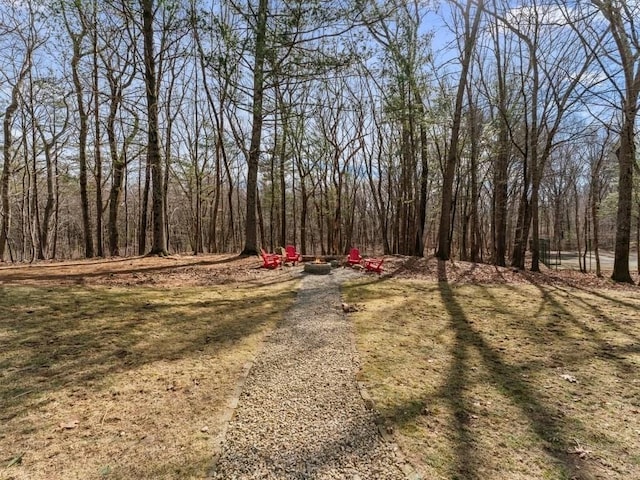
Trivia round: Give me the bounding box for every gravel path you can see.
[211,268,409,479]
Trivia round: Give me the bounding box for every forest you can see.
[0,0,638,282]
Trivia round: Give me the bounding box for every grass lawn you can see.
[3,254,639,480]
[345,274,640,480]
[1,277,298,479]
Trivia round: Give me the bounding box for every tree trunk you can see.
[399,123,412,255]
[611,115,635,283]
[209,138,222,253]
[280,135,287,248]
[491,12,509,267]
[300,183,308,255]
[528,52,541,273]
[0,58,30,260]
[279,103,288,248]
[52,148,60,259]
[192,17,227,253]
[39,136,56,259]
[492,129,509,266]
[257,186,266,250]
[530,180,541,272]
[468,102,480,262]
[591,0,638,283]
[414,117,428,257]
[29,85,45,261]
[138,154,151,254]
[268,137,276,249]
[573,182,583,273]
[93,7,103,257]
[70,23,94,259]
[636,207,640,276]
[107,90,122,256]
[590,167,602,277]
[241,0,268,256]
[142,0,167,256]
[331,157,343,256]
[436,0,483,261]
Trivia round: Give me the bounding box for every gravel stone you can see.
[211,269,407,479]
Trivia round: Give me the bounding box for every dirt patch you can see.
[378,255,639,290]
[2,253,636,291]
[0,253,290,288]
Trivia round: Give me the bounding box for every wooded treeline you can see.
[0,0,638,282]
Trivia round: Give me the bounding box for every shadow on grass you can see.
[0,254,245,284]
[344,257,640,478]
[492,274,640,375]
[369,261,596,480]
[0,279,297,422]
[439,264,589,478]
[561,285,640,344]
[528,281,640,375]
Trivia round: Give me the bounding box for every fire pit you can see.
[303,258,331,275]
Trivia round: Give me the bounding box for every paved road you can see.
[546,250,638,272]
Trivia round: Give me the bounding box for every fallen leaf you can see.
[7,453,24,467]
[568,439,591,459]
[560,374,578,383]
[60,419,79,430]
[341,302,358,313]
[568,446,591,458]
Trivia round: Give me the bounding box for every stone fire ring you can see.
[303,262,332,275]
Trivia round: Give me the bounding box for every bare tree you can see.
[96,2,140,256]
[484,2,599,271]
[190,0,240,253]
[437,0,484,261]
[141,0,167,255]
[586,127,614,277]
[61,0,95,258]
[239,0,268,256]
[34,87,70,260]
[237,0,365,255]
[0,4,40,260]
[364,0,432,256]
[590,0,640,283]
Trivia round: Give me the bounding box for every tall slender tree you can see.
[591,0,639,283]
[364,0,431,256]
[437,0,484,261]
[142,0,167,255]
[62,0,94,258]
[240,0,268,256]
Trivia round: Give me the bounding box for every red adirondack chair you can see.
[347,247,362,266]
[364,257,384,274]
[284,245,302,265]
[260,248,282,269]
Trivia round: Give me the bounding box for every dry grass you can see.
[0,256,298,480]
[345,267,640,480]
[4,253,639,479]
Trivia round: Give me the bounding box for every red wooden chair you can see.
[260,248,282,269]
[347,247,362,266]
[364,258,384,274]
[284,245,302,265]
